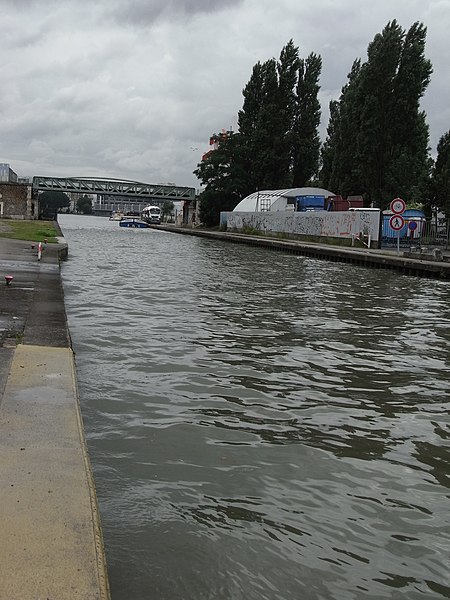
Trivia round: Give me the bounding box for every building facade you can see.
[0,163,18,183]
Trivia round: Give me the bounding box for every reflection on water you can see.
[59,215,450,600]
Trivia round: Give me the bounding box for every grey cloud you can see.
[106,0,244,26]
[1,0,449,188]
[2,27,46,49]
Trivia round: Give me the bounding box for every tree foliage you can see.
[196,40,322,226]
[161,200,175,221]
[76,195,92,214]
[292,53,322,186]
[194,24,438,225]
[194,132,246,227]
[237,41,322,192]
[237,62,265,196]
[322,60,364,197]
[39,191,70,217]
[237,57,291,192]
[277,40,301,187]
[431,130,450,216]
[321,20,432,209]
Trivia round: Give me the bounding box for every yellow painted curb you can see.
[0,345,110,599]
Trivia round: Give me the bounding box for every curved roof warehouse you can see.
[233,187,336,212]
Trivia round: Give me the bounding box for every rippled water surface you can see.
[59,215,450,600]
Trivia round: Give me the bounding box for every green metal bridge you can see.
[32,176,196,201]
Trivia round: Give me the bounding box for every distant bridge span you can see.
[32,176,196,201]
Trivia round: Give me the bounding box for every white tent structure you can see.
[233,187,336,212]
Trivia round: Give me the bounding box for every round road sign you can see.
[389,214,405,231]
[408,221,418,231]
[390,198,406,214]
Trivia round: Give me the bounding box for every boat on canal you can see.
[119,217,150,228]
[109,210,125,221]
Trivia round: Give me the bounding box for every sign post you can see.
[390,198,406,215]
[408,220,418,243]
[389,198,406,255]
[389,214,405,255]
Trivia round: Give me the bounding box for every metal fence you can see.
[381,217,449,249]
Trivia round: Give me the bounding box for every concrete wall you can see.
[221,210,381,243]
[0,182,37,220]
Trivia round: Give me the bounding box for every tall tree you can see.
[431,131,450,217]
[76,195,92,214]
[386,22,432,203]
[321,21,432,208]
[238,41,321,192]
[322,60,363,196]
[292,52,322,187]
[238,58,288,191]
[277,40,301,187]
[238,62,265,195]
[39,190,70,217]
[357,21,404,204]
[321,99,340,190]
[194,39,322,226]
[253,58,285,189]
[161,200,175,221]
[194,131,245,227]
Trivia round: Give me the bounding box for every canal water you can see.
[59,214,450,600]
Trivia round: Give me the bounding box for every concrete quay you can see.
[0,237,110,600]
[154,225,450,280]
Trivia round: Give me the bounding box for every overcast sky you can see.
[1,0,449,190]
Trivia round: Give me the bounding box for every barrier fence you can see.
[382,217,449,249]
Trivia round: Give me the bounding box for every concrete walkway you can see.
[0,237,110,599]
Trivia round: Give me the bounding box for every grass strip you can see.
[0,219,59,243]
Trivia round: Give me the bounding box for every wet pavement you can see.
[0,236,110,600]
[0,238,69,401]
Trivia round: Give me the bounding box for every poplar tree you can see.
[252,58,284,189]
[196,40,323,225]
[238,41,322,191]
[322,60,363,196]
[356,21,404,204]
[292,52,322,187]
[277,40,301,187]
[387,22,432,203]
[321,20,432,208]
[239,54,292,191]
[238,62,265,195]
[320,99,339,189]
[431,131,450,217]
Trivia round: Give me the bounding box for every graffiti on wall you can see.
[223,210,380,242]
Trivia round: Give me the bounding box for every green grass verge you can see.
[0,219,59,243]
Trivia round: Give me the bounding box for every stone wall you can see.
[0,183,37,220]
[221,210,381,244]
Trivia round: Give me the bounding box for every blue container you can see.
[296,195,326,211]
[382,209,425,241]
